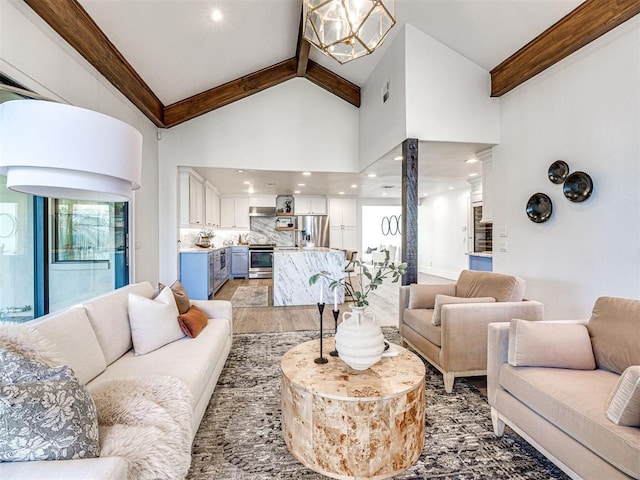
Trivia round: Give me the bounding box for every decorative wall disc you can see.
[563,171,593,202]
[526,193,553,223]
[548,160,570,184]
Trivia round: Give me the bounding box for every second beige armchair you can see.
[399,269,544,393]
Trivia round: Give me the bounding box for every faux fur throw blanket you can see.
[89,375,193,480]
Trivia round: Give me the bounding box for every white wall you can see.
[359,24,500,171]
[158,78,360,283]
[359,26,407,171]
[0,0,160,286]
[405,24,500,144]
[493,18,640,319]
[418,188,470,279]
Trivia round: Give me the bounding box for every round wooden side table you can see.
[281,337,425,480]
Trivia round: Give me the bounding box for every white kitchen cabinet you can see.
[205,183,220,227]
[294,195,327,215]
[329,197,357,227]
[220,196,250,229]
[179,168,205,227]
[329,197,357,250]
[330,225,357,251]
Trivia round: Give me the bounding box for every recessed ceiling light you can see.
[351,184,358,188]
[368,173,377,178]
[302,172,312,176]
[211,8,223,22]
[468,173,478,177]
[298,183,305,187]
[423,193,428,196]
[393,156,403,161]
[465,158,478,164]
[382,192,387,196]
[243,181,251,185]
[294,190,301,194]
[237,169,244,173]
[247,186,255,194]
[338,191,345,195]
[448,186,455,190]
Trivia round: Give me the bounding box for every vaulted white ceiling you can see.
[77,0,583,198]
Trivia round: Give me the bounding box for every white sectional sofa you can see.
[0,281,233,480]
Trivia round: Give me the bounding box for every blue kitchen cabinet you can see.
[180,251,214,300]
[469,254,493,272]
[231,246,249,279]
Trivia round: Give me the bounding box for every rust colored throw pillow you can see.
[178,305,208,338]
[170,280,191,315]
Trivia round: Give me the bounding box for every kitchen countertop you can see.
[274,246,334,253]
[180,246,231,253]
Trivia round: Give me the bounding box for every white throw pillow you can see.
[607,365,640,426]
[507,319,596,370]
[431,294,496,326]
[128,286,184,356]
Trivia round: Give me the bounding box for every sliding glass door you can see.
[0,176,130,322]
[0,176,35,322]
[48,199,129,312]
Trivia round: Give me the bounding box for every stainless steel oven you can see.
[248,244,274,279]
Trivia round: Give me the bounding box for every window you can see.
[54,199,111,262]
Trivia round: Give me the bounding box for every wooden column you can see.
[401,138,418,285]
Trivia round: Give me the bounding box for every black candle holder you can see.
[314,302,328,364]
[330,308,340,357]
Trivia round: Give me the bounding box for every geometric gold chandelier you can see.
[303,0,396,64]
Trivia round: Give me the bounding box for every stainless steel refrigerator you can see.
[296,215,330,247]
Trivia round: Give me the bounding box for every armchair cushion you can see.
[607,366,640,426]
[456,270,524,302]
[587,296,640,374]
[432,294,496,326]
[508,319,596,370]
[408,283,456,309]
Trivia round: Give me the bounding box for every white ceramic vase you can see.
[335,306,385,370]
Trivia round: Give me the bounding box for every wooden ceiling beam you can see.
[491,0,640,97]
[23,0,165,127]
[296,9,311,76]
[164,59,298,127]
[305,60,360,107]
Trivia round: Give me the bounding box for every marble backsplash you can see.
[179,216,294,249]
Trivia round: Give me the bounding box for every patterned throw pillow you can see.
[0,325,100,462]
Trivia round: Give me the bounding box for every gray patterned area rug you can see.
[230,286,269,307]
[187,328,569,480]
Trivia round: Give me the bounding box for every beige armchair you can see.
[399,269,544,393]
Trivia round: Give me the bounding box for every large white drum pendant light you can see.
[0,100,142,202]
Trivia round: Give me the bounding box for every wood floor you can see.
[215,278,325,334]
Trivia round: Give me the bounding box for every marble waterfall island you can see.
[273,248,345,306]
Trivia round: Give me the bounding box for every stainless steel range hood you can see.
[249,206,276,217]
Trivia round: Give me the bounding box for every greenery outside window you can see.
[53,199,112,262]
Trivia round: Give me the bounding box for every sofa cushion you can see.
[31,308,107,385]
[84,282,154,365]
[403,308,441,347]
[178,305,208,338]
[128,287,185,356]
[607,366,640,426]
[89,317,232,411]
[587,296,640,374]
[0,325,99,462]
[456,270,524,302]
[170,280,191,315]
[508,319,596,370]
[408,283,456,309]
[499,364,640,478]
[432,294,496,326]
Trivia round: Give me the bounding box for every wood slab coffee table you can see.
[281,337,425,480]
